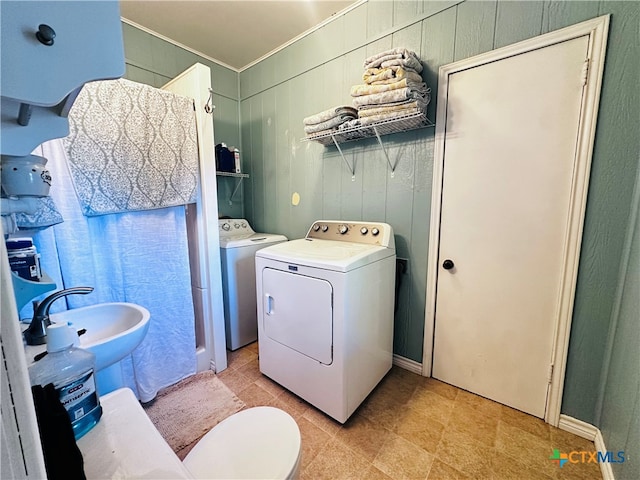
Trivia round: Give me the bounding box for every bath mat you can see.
[143,370,245,459]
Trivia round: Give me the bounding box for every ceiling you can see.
[119,0,359,71]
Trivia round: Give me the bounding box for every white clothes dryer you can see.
[219,219,287,350]
[255,220,396,423]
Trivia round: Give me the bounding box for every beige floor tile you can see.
[554,458,602,480]
[500,405,551,441]
[357,387,406,431]
[417,377,460,401]
[336,413,392,462]
[448,402,499,447]
[495,421,558,479]
[270,389,311,420]
[236,382,276,408]
[489,449,554,480]
[427,459,470,479]
[393,407,446,454]
[374,432,434,480]
[226,346,258,370]
[365,465,395,480]
[302,406,342,437]
[303,438,371,480]
[235,358,263,382]
[455,389,503,418]
[297,416,332,471]
[435,427,494,478]
[254,375,286,397]
[215,368,253,396]
[407,388,456,426]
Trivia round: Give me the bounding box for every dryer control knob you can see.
[321,225,329,232]
[371,228,380,236]
[339,225,349,234]
[360,227,368,235]
[222,223,231,231]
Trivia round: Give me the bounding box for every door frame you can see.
[422,15,609,426]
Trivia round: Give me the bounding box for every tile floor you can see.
[217,342,601,480]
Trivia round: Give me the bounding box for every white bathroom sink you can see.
[51,302,150,371]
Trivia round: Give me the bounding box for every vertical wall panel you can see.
[392,22,422,54]
[394,0,419,26]
[262,89,277,230]
[344,4,368,52]
[249,94,265,231]
[367,0,394,38]
[241,100,254,222]
[454,0,497,61]
[541,0,601,34]
[494,0,544,49]
[274,82,291,237]
[421,7,457,128]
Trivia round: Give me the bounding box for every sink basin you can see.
[51,302,150,371]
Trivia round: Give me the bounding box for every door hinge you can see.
[548,364,554,383]
[581,58,590,86]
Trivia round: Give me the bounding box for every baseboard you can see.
[558,414,598,440]
[558,414,615,480]
[594,429,615,480]
[392,354,423,375]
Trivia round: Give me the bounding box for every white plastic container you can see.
[29,323,102,440]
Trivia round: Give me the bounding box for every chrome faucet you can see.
[23,287,94,345]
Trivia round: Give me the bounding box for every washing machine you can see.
[219,219,287,350]
[255,220,396,423]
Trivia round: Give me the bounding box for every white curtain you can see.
[23,139,196,402]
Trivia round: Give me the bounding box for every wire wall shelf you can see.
[301,112,434,177]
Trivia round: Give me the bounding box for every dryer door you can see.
[262,268,333,364]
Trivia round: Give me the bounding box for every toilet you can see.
[182,406,302,479]
[76,389,302,480]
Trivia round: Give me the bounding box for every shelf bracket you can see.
[229,178,244,205]
[331,134,355,179]
[372,126,395,176]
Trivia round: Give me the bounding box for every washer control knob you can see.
[371,227,380,236]
[234,223,240,229]
[312,224,320,232]
[241,222,246,228]
[360,227,368,235]
[339,225,349,234]
[321,224,329,232]
[222,223,230,231]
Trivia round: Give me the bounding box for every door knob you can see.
[442,259,455,270]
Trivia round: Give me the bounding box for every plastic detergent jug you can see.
[29,323,102,440]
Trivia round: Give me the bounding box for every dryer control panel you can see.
[306,220,394,248]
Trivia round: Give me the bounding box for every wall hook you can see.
[204,88,215,114]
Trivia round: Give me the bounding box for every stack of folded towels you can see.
[303,105,358,137]
[341,48,431,129]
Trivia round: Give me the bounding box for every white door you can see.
[262,268,333,364]
[432,35,590,418]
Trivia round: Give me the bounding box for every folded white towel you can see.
[352,85,431,108]
[363,48,423,73]
[304,114,356,134]
[303,105,358,126]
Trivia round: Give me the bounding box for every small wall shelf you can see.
[216,171,249,205]
[301,112,434,178]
